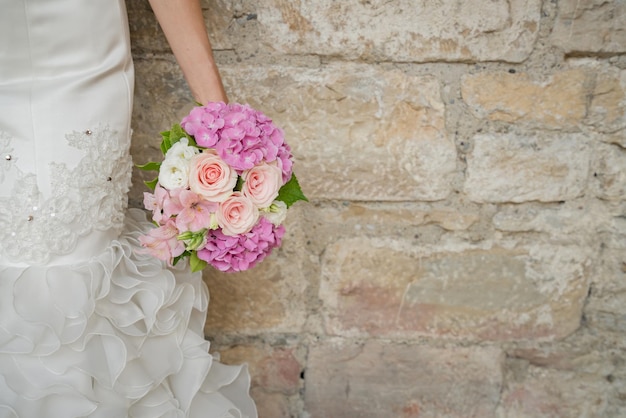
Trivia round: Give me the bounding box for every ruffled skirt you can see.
[0,209,256,418]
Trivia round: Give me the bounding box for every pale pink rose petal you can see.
[241,162,282,208]
[216,192,260,236]
[188,151,237,202]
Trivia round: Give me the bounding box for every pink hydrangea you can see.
[181,102,226,148]
[180,102,293,181]
[196,217,285,273]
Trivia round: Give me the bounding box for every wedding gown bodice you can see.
[0,0,134,266]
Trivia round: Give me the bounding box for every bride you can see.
[0,0,257,416]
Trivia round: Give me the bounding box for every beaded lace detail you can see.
[0,131,14,183]
[0,126,132,264]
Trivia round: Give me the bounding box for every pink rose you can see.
[188,150,237,202]
[216,192,259,236]
[241,162,283,208]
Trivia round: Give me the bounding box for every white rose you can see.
[165,137,199,161]
[263,200,287,226]
[158,156,189,190]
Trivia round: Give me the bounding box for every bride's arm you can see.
[147,0,227,104]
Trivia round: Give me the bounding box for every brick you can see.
[552,0,626,55]
[305,340,503,418]
[222,64,457,201]
[464,133,590,203]
[257,0,541,63]
[320,240,591,341]
[461,70,588,129]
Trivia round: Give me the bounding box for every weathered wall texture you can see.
[127,0,626,416]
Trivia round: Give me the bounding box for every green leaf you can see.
[276,173,308,208]
[172,250,190,266]
[189,251,208,273]
[144,177,158,191]
[160,123,195,154]
[160,129,172,155]
[135,161,161,172]
[234,175,244,192]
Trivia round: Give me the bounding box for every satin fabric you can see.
[0,1,257,416]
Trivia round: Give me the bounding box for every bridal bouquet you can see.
[138,102,306,273]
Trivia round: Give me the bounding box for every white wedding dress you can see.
[0,1,257,417]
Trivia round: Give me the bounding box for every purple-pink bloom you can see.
[181,102,293,178]
[196,217,285,273]
[181,102,227,148]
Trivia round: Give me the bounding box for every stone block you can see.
[222,64,457,201]
[217,345,302,418]
[203,248,308,335]
[586,64,626,135]
[304,340,503,418]
[127,0,242,53]
[257,0,541,63]
[320,239,591,341]
[461,69,588,129]
[591,144,626,201]
[498,365,612,417]
[217,345,303,395]
[584,248,626,334]
[552,0,626,55]
[464,133,590,203]
[492,200,606,238]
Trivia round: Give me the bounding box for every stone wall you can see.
[127,0,626,416]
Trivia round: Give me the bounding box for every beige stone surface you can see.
[203,253,308,334]
[305,340,503,418]
[492,200,606,238]
[222,64,457,201]
[586,64,626,135]
[497,364,613,417]
[217,345,303,394]
[461,69,588,129]
[257,0,541,62]
[464,133,591,203]
[591,143,626,201]
[125,0,626,414]
[552,0,626,54]
[217,345,302,418]
[320,239,590,341]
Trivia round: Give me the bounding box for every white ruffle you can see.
[0,209,256,418]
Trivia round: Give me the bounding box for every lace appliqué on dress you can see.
[0,126,132,264]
